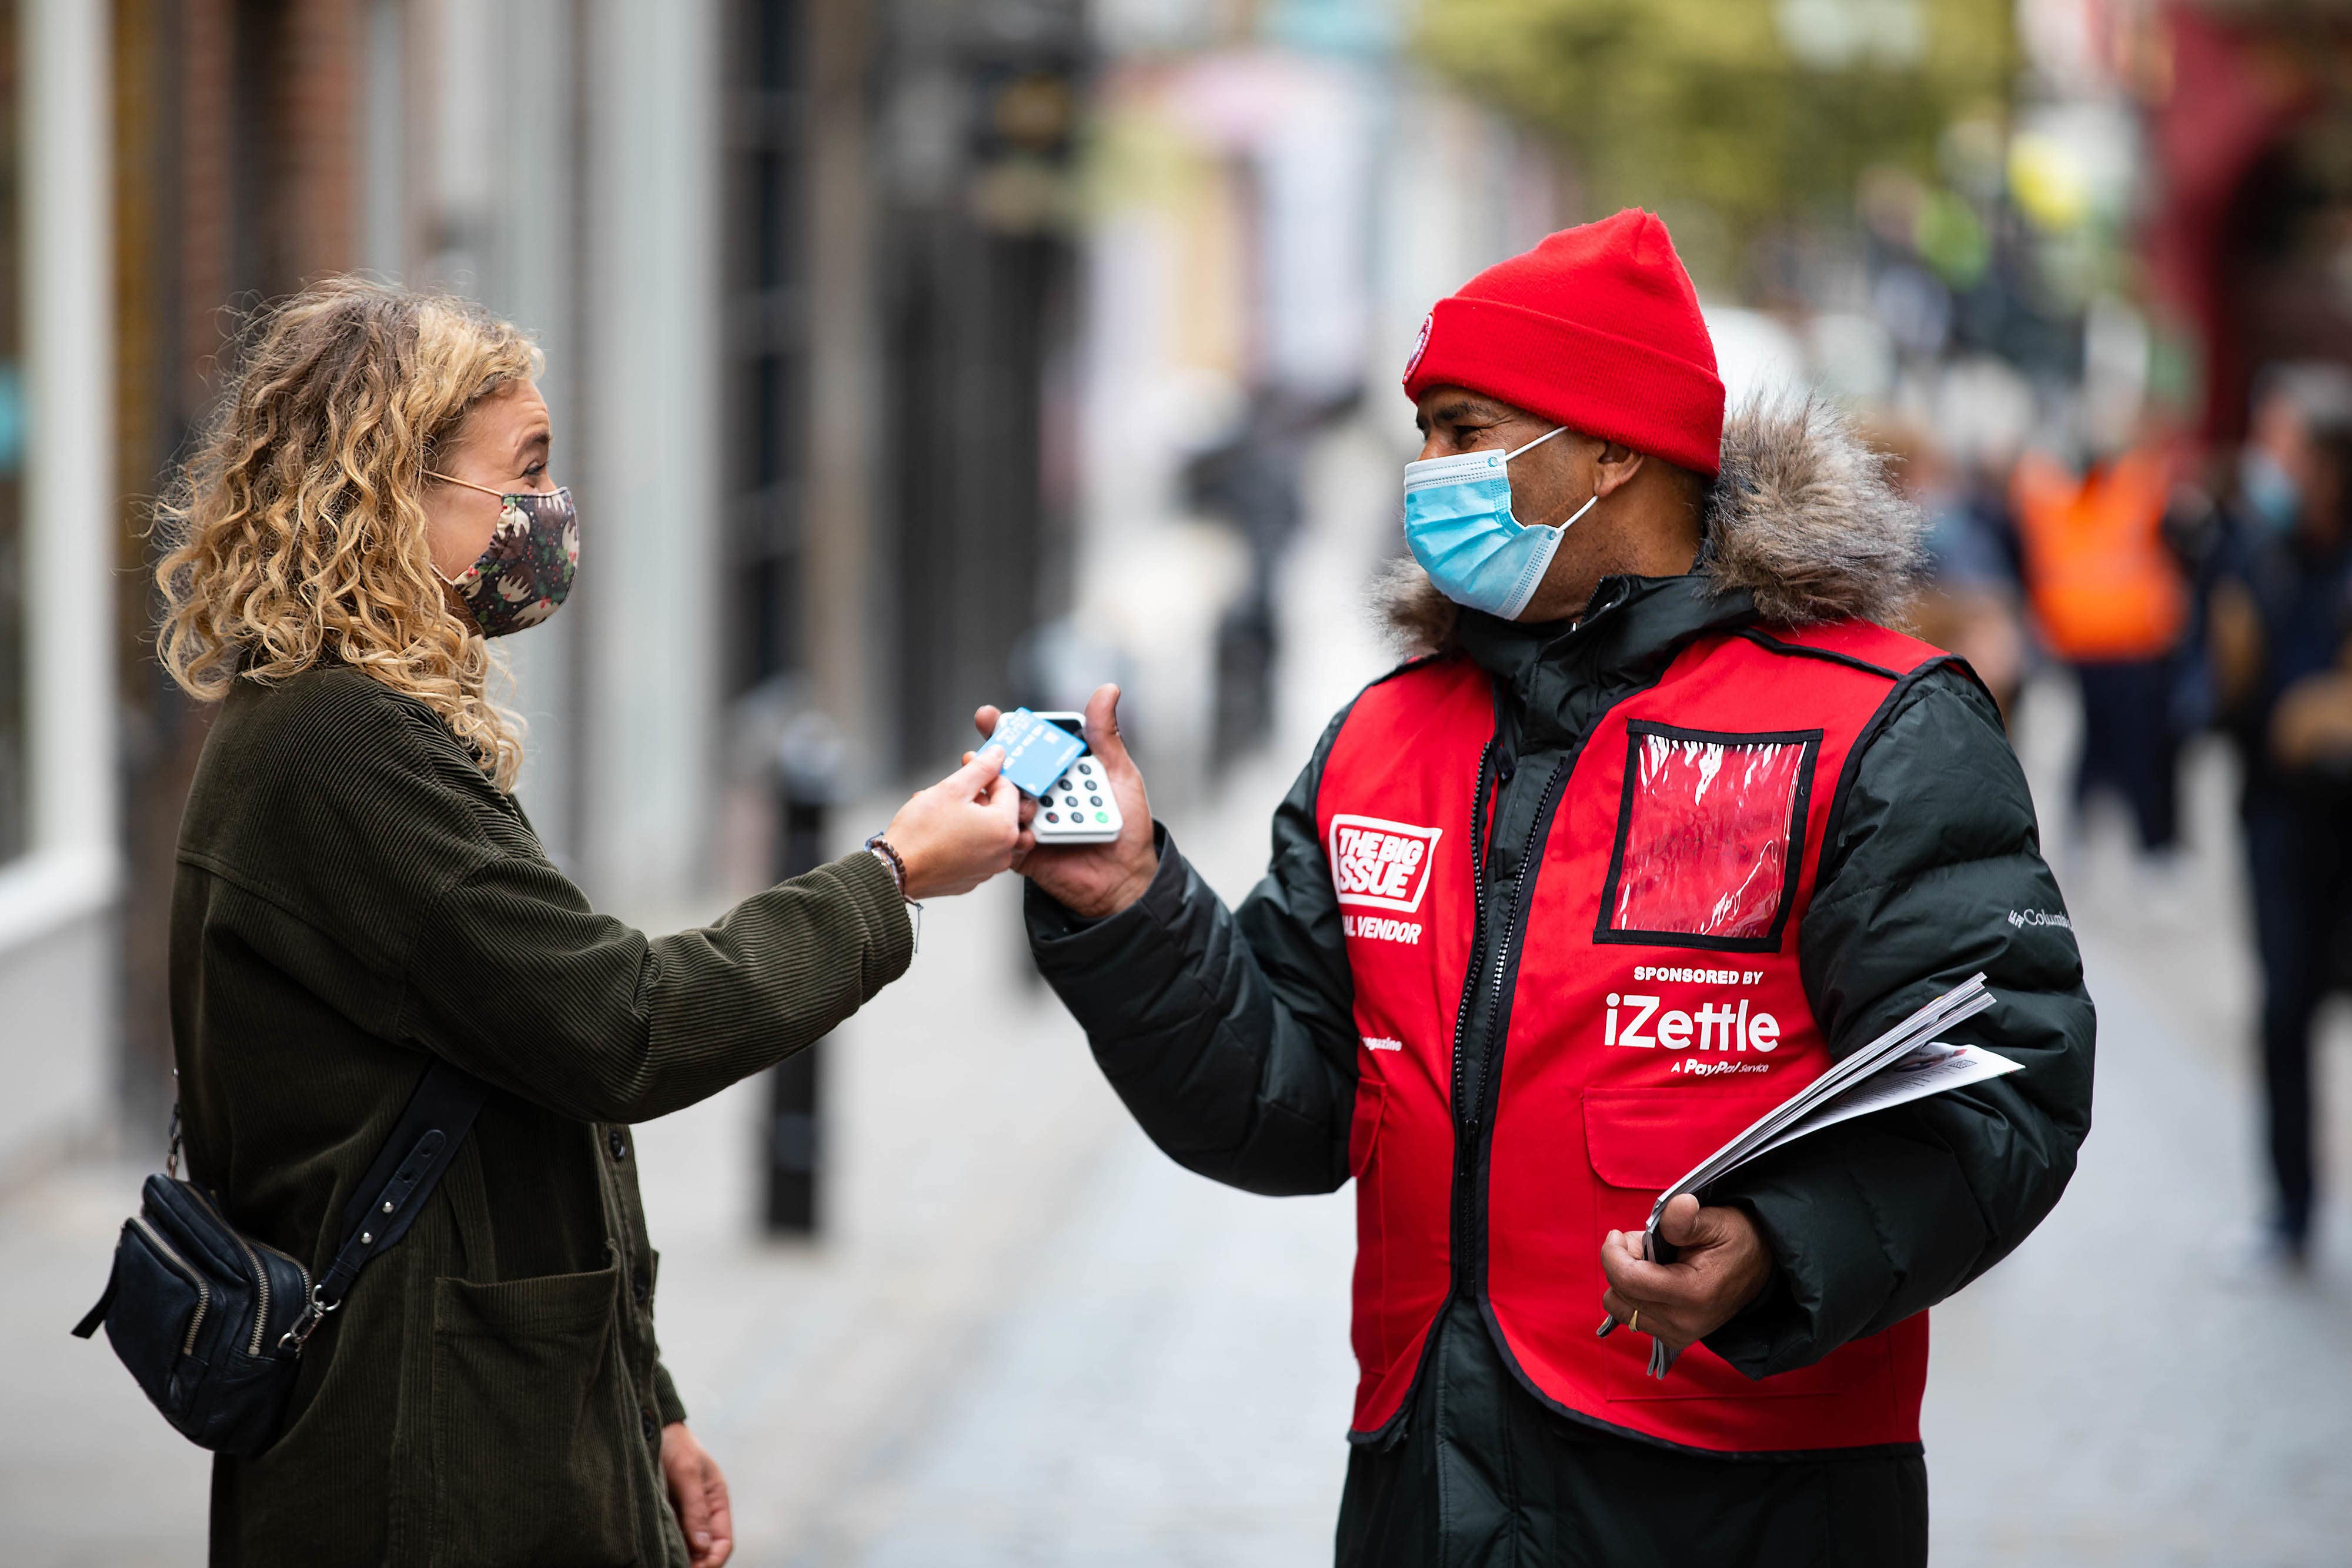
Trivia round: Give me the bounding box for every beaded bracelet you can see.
[863,834,908,895]
[863,834,923,952]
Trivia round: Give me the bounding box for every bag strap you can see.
[70,1274,116,1339]
[278,1058,489,1354]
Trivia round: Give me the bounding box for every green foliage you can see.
[1914,188,1990,287]
[1417,0,2012,282]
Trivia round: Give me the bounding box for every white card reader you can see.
[1025,711,1123,845]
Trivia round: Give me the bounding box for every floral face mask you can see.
[426,473,580,638]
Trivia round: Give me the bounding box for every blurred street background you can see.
[4,0,2352,1562]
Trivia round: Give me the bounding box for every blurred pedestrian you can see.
[1185,385,1362,770]
[149,279,1027,1567]
[2010,439,2191,857]
[1877,420,2026,719]
[2210,362,2352,1265]
[990,213,2094,1568]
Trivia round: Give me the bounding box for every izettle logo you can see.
[1604,991,1782,1054]
[1329,815,1443,914]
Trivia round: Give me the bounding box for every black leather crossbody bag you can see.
[71,1058,487,1456]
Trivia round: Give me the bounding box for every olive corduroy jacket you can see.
[171,664,913,1566]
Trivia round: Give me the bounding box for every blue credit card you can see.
[981,708,1087,798]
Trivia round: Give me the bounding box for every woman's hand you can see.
[880,750,1027,901]
[973,684,1158,920]
[1598,1194,1773,1364]
[2271,669,2352,769]
[660,1422,733,1567]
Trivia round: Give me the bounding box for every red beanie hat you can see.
[1402,209,1726,478]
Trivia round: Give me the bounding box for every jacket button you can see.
[607,1128,628,1162]
[632,1271,650,1306]
[642,1410,660,1444]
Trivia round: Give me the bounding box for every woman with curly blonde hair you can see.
[152,279,1023,1567]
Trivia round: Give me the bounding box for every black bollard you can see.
[764,714,843,1235]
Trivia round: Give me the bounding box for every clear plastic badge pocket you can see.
[1594,723,1821,952]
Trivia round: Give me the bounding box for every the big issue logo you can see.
[1329,814,1441,945]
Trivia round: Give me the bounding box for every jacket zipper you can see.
[130,1215,210,1359]
[1424,587,1635,1358]
[185,1183,310,1357]
[1460,760,1567,1134]
[1445,741,1498,1125]
[1448,586,1625,1136]
[1445,728,1569,1299]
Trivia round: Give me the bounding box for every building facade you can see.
[2,0,1090,1171]
[0,0,118,1182]
[4,0,1556,1175]
[101,0,745,1145]
[2137,0,2352,445]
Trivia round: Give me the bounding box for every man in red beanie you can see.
[993,209,2094,1566]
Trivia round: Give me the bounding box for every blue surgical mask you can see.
[2239,449,2301,536]
[1402,426,1598,620]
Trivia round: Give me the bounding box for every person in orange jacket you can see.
[2010,442,2192,854]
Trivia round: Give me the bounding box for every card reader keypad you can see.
[1044,766,1105,827]
[1037,757,1117,836]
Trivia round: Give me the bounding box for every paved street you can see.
[1921,691,2352,1568]
[8,449,2352,1562]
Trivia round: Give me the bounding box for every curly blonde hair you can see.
[155,278,544,790]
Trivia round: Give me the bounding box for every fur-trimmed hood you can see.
[1378,394,1928,657]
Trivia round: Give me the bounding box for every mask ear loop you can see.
[424,470,534,590]
[1546,493,1600,533]
[425,469,516,501]
[1499,426,1598,533]
[1502,425,1570,463]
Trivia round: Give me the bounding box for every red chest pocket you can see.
[1595,723,1821,952]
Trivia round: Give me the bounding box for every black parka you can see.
[1025,402,2096,1567]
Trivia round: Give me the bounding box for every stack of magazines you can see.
[1628,972,2016,1378]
